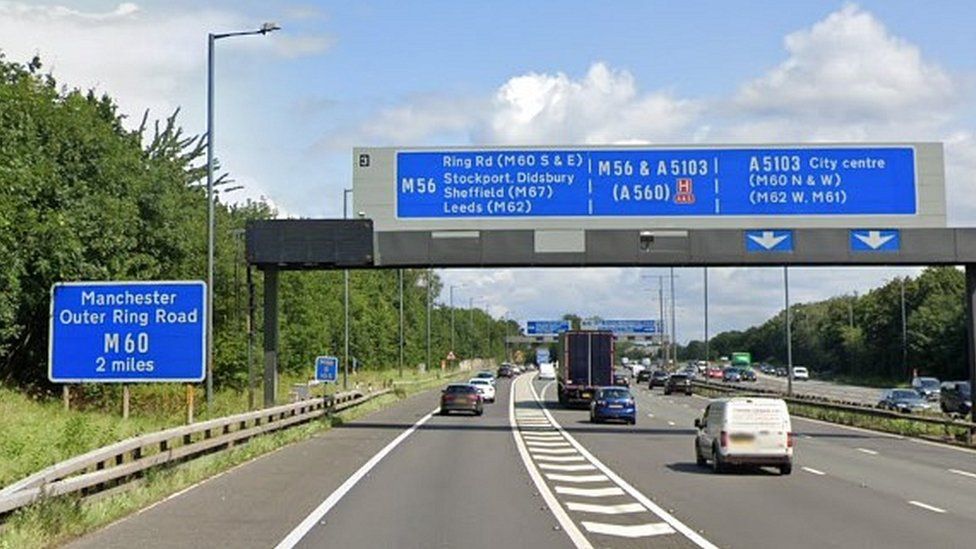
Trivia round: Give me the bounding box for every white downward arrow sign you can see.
[748,231,788,250]
[854,230,895,250]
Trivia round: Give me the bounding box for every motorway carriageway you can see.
[69,374,976,549]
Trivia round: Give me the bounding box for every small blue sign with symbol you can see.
[49,281,206,383]
[316,356,339,382]
[850,229,900,252]
[745,230,794,252]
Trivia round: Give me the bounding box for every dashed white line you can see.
[565,502,646,515]
[545,474,610,483]
[539,463,598,472]
[908,500,947,514]
[581,521,676,538]
[646,413,655,418]
[949,468,976,480]
[802,467,826,476]
[856,448,878,455]
[555,486,626,498]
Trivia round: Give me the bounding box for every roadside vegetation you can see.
[681,266,967,386]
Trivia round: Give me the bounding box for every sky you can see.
[2,1,974,342]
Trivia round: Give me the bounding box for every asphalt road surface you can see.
[69,373,976,548]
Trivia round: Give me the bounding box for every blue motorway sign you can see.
[396,147,916,218]
[49,281,205,383]
[581,319,660,334]
[850,229,900,252]
[745,230,794,252]
[315,356,339,382]
[526,320,571,335]
[536,348,551,363]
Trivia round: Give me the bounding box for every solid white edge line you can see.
[511,374,593,549]
[908,500,947,513]
[274,407,438,549]
[534,382,719,549]
[801,467,826,476]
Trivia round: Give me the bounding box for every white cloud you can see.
[734,4,956,124]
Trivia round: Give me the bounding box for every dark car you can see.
[760,364,776,375]
[940,381,972,415]
[440,384,483,415]
[911,376,941,401]
[722,368,742,383]
[878,388,932,413]
[614,376,631,387]
[774,367,788,377]
[739,368,757,382]
[497,365,514,378]
[590,387,636,424]
[649,370,671,388]
[664,373,693,395]
[636,369,653,383]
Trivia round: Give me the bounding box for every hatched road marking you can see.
[545,474,610,483]
[531,447,580,455]
[581,521,677,538]
[565,502,646,515]
[555,486,626,498]
[539,464,597,472]
[533,455,587,462]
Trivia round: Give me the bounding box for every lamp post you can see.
[206,22,280,408]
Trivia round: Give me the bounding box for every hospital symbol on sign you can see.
[674,178,695,204]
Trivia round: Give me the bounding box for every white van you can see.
[792,367,809,381]
[538,362,556,380]
[694,397,793,475]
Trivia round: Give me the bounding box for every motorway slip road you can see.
[68,373,976,548]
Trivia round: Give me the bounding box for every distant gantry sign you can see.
[526,320,571,335]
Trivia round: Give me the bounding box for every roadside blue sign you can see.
[581,319,660,334]
[850,229,900,252]
[745,230,794,252]
[527,320,571,335]
[396,147,917,218]
[536,349,551,363]
[49,281,205,383]
[315,356,339,382]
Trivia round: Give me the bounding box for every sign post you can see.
[315,356,339,422]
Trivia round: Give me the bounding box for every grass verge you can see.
[0,368,469,549]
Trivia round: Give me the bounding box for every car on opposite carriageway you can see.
[878,388,931,413]
[940,381,972,415]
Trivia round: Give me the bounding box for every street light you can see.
[206,22,280,408]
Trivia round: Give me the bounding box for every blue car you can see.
[590,387,636,425]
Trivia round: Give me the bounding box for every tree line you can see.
[679,267,967,383]
[0,53,513,393]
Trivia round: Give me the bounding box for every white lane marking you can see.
[908,500,947,514]
[526,441,573,448]
[531,447,580,454]
[555,486,625,498]
[536,383,718,549]
[856,448,879,455]
[646,413,655,418]
[949,468,976,480]
[534,455,587,462]
[539,463,598,472]
[545,474,610,483]
[509,375,593,549]
[581,521,676,538]
[667,421,676,426]
[522,432,564,438]
[565,502,646,515]
[802,467,826,476]
[274,407,438,549]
